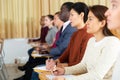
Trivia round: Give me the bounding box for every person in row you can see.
[105,0,120,80]
[31,11,64,80]
[28,16,48,43]
[52,4,120,80]
[17,14,57,72]
[14,14,57,80]
[49,2,77,60]
[46,1,92,70]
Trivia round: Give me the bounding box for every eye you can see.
[70,13,73,16]
[88,17,92,21]
[112,4,117,9]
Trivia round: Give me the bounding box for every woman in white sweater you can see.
[52,4,120,80]
[105,0,120,80]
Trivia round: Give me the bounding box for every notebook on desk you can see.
[33,65,75,80]
[33,65,50,73]
[32,53,52,58]
[32,53,50,57]
[46,74,75,80]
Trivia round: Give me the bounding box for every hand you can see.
[57,63,68,67]
[28,39,33,43]
[42,44,49,49]
[35,47,41,51]
[53,76,65,80]
[46,59,56,70]
[52,67,65,76]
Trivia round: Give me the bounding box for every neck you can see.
[94,31,105,42]
[49,25,53,29]
[58,22,64,30]
[77,21,85,29]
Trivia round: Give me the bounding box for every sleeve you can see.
[64,38,92,75]
[112,53,120,80]
[65,38,120,80]
[32,38,41,42]
[45,30,51,44]
[33,27,48,42]
[51,28,57,44]
[68,34,92,66]
[58,38,72,63]
[46,28,57,45]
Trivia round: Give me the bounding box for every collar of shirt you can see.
[62,20,71,32]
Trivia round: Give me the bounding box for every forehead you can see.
[61,5,68,11]
[88,11,94,17]
[54,15,59,18]
[45,17,50,20]
[111,0,119,3]
[45,16,48,19]
[70,9,76,13]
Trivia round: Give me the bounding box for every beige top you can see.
[64,36,120,80]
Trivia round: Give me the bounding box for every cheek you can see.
[108,12,120,29]
[72,20,79,27]
[87,22,99,33]
[45,21,50,26]
[115,12,120,28]
[109,21,120,30]
[70,18,75,25]
[87,26,93,33]
[86,23,92,33]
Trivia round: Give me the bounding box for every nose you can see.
[105,9,109,17]
[69,16,72,21]
[86,19,89,25]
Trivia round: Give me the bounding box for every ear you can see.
[100,20,106,28]
[80,12,84,19]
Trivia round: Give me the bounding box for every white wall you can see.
[3,38,32,64]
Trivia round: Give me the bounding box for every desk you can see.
[34,69,51,80]
[34,66,75,80]
[34,65,52,80]
[39,71,51,80]
[32,52,52,59]
[37,70,75,80]
[31,46,52,59]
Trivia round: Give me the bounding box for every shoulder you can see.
[43,26,49,30]
[102,36,120,49]
[105,36,120,44]
[50,27,57,32]
[89,36,120,43]
[87,37,95,42]
[66,24,76,31]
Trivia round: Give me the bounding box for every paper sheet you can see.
[32,53,51,58]
[46,74,75,80]
[34,66,74,80]
[33,65,48,71]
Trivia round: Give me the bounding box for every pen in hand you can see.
[53,65,57,72]
[52,66,65,76]
[46,57,55,70]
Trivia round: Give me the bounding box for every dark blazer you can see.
[50,23,77,59]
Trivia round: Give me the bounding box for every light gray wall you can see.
[3,38,32,64]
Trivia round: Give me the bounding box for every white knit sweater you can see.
[64,36,120,80]
[112,52,120,80]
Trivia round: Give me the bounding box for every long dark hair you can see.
[89,5,114,36]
